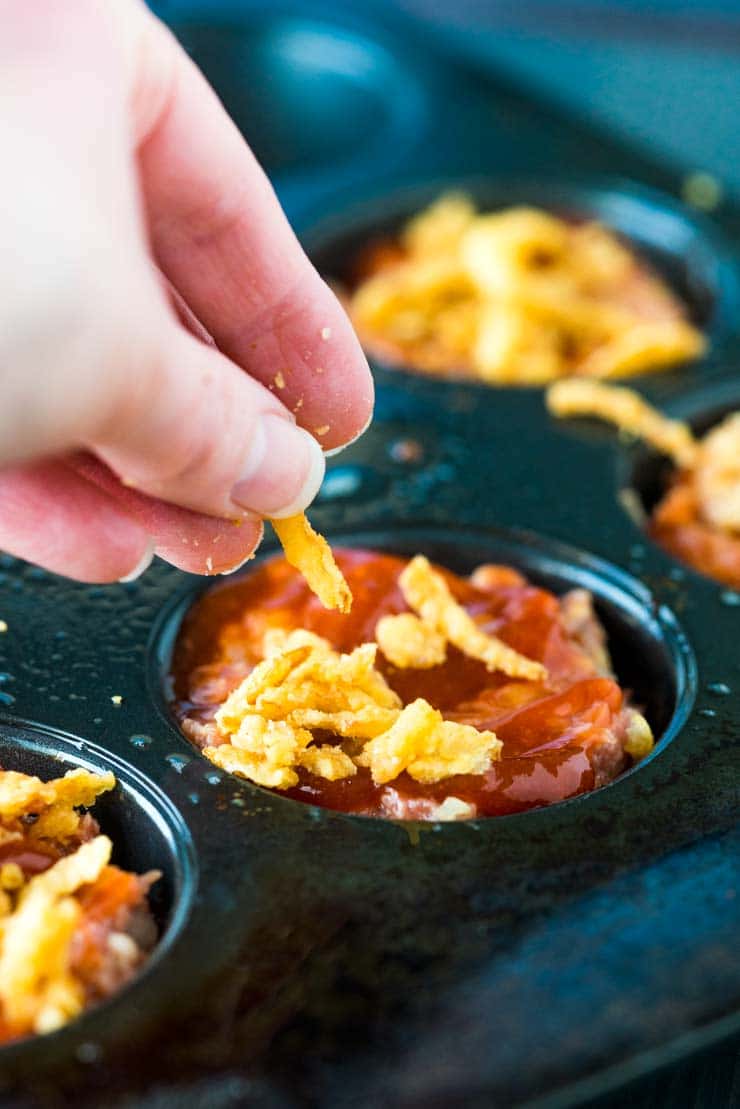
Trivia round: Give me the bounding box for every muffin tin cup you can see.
[2,4,740,1105]
[0,722,196,1096]
[300,174,740,408]
[153,523,696,819]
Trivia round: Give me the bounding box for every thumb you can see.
[90,301,326,521]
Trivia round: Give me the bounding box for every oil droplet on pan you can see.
[130,734,153,749]
[165,753,190,773]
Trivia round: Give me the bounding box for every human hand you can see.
[0,0,373,582]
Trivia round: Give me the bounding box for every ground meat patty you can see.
[172,550,652,820]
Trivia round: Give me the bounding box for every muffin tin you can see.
[2,4,739,1106]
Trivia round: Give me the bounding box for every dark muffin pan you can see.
[2,3,739,1106]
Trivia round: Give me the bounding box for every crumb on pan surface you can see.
[171,549,654,820]
[0,768,158,1044]
[347,194,705,384]
[548,381,740,587]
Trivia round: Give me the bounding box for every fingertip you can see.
[230,417,325,518]
[0,461,154,584]
[70,451,265,576]
[117,539,156,583]
[155,516,263,575]
[323,402,374,458]
[291,280,375,452]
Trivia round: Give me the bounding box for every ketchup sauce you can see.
[172,550,636,818]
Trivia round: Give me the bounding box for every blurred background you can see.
[151,0,740,198]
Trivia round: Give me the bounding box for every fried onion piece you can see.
[0,769,115,824]
[375,612,447,669]
[398,556,546,681]
[286,705,399,740]
[547,380,699,468]
[216,638,401,734]
[211,623,505,790]
[214,645,314,735]
[207,717,314,789]
[696,412,740,533]
[0,769,116,851]
[298,746,357,781]
[402,192,477,257]
[579,320,705,380]
[269,514,352,613]
[355,698,501,785]
[262,627,330,657]
[348,196,705,383]
[0,836,111,1035]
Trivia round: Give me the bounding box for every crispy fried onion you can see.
[210,629,502,788]
[696,412,740,533]
[348,195,705,384]
[375,612,447,669]
[0,835,111,1035]
[355,698,500,784]
[547,379,698,467]
[380,555,547,681]
[548,380,739,533]
[0,769,115,846]
[270,514,352,614]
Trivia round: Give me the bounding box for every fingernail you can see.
[231,414,325,518]
[219,523,264,576]
[118,540,155,583]
[323,406,374,459]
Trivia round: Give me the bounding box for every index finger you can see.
[131,8,374,452]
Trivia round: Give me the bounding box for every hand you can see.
[0,0,373,582]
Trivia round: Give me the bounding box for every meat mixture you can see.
[0,768,158,1044]
[651,470,740,589]
[172,550,653,820]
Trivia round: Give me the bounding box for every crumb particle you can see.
[273,371,286,390]
[111,695,122,706]
[205,556,214,573]
[0,620,7,633]
[315,425,330,437]
[293,397,304,412]
[321,327,332,341]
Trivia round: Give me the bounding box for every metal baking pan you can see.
[1,4,738,1106]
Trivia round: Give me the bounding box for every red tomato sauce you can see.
[172,550,638,819]
[651,471,740,589]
